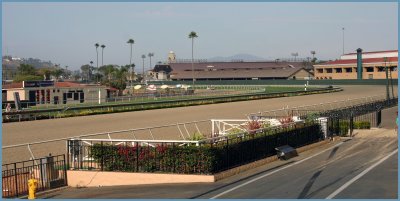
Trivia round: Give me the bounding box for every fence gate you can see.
[2,154,68,198]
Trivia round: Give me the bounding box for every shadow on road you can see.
[191,160,296,199]
[297,146,339,199]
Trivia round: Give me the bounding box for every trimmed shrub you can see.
[88,123,323,174]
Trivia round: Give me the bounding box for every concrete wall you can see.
[6,89,26,101]
[67,171,214,187]
[341,51,398,60]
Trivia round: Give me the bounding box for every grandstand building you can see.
[167,61,313,81]
[314,50,398,80]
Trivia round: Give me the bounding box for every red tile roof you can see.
[317,57,398,66]
[343,50,398,55]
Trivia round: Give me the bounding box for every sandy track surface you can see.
[2,85,397,163]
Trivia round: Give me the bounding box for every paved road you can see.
[2,85,397,164]
[39,128,397,199]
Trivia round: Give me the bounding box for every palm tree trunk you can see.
[96,48,99,68]
[191,38,194,88]
[102,49,104,66]
[130,44,132,88]
[142,58,145,83]
[149,56,152,70]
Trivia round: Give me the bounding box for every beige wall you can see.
[291,69,313,80]
[6,89,27,101]
[314,63,398,80]
[67,171,215,187]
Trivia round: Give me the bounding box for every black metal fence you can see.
[294,97,397,136]
[67,122,323,174]
[2,154,67,198]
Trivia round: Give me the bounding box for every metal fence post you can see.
[39,158,45,191]
[350,112,354,137]
[14,163,19,197]
[63,154,68,186]
[101,141,104,171]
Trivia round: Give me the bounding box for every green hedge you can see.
[338,121,371,136]
[89,123,323,174]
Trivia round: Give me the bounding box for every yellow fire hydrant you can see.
[28,178,38,199]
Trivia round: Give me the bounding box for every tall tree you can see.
[188,31,198,88]
[99,65,115,82]
[81,64,91,82]
[37,68,53,80]
[52,68,64,82]
[95,43,100,68]
[127,39,135,87]
[101,44,106,66]
[17,64,36,75]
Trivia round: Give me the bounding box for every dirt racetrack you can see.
[2,85,397,164]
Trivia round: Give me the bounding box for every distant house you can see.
[2,81,113,105]
[168,61,313,81]
[148,64,173,81]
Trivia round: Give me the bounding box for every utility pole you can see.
[388,59,395,100]
[342,27,345,55]
[384,57,390,103]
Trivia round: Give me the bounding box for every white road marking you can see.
[210,141,344,199]
[325,148,398,199]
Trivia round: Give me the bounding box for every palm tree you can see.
[101,44,106,66]
[95,43,100,68]
[141,54,146,83]
[188,31,198,88]
[127,39,135,87]
[148,53,154,69]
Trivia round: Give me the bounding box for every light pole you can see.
[388,59,395,100]
[141,54,146,83]
[342,27,345,55]
[384,57,390,102]
[311,51,316,62]
[291,53,298,61]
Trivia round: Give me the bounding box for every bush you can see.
[88,123,323,174]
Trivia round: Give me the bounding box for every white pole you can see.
[98,88,101,104]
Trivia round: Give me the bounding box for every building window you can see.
[390,66,397,71]
[326,68,333,73]
[377,66,385,72]
[365,67,374,72]
[317,69,323,73]
[334,68,342,73]
[345,68,353,73]
[74,93,79,100]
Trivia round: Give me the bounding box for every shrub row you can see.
[88,123,323,174]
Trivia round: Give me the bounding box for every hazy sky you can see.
[2,2,398,71]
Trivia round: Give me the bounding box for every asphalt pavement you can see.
[39,127,398,199]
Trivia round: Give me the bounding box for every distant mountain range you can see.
[208,54,266,62]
